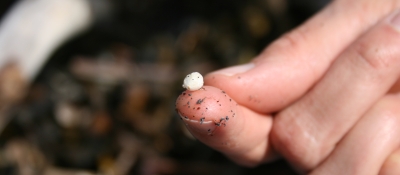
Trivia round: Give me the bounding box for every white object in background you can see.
[182,72,203,91]
[0,0,93,81]
[0,0,94,135]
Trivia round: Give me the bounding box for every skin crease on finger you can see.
[310,95,400,175]
[175,0,400,170]
[175,86,276,166]
[271,10,400,173]
[204,0,400,115]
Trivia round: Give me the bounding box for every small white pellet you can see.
[182,72,203,91]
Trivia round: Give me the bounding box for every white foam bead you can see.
[182,72,203,91]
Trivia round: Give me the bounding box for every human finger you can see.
[205,0,400,113]
[310,95,400,175]
[271,10,400,172]
[175,86,276,166]
[379,148,400,175]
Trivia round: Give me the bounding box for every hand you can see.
[176,0,400,174]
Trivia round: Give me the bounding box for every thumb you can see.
[175,86,276,167]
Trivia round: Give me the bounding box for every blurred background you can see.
[0,0,329,174]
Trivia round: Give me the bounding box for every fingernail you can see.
[178,112,217,135]
[210,63,254,76]
[175,104,215,135]
[390,10,400,28]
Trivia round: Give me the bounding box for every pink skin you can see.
[175,86,275,166]
[176,86,237,136]
[175,1,400,173]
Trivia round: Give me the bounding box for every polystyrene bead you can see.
[182,72,203,91]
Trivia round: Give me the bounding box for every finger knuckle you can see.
[353,42,392,70]
[274,27,308,52]
[271,111,321,170]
